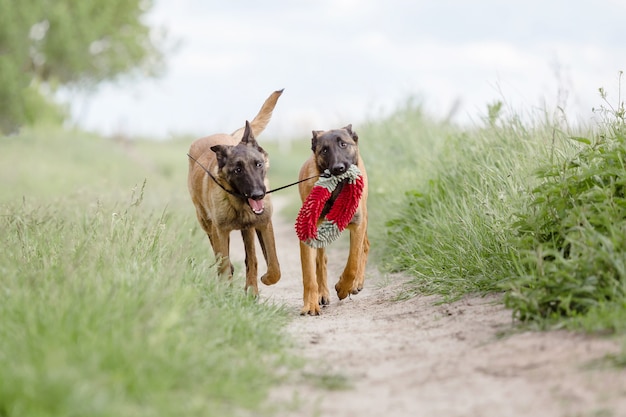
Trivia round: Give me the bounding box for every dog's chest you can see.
[211,195,270,230]
[320,180,346,218]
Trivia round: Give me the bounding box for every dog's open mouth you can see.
[248,198,265,215]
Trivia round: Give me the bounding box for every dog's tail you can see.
[231,89,283,140]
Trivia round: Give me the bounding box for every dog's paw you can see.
[244,283,259,297]
[335,282,352,300]
[318,285,330,306]
[351,284,363,294]
[260,270,280,286]
[300,303,321,316]
[319,294,330,306]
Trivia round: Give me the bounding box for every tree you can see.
[0,0,166,134]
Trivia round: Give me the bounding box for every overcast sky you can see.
[67,0,625,140]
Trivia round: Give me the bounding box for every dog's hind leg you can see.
[354,232,370,293]
[241,228,259,295]
[211,228,233,279]
[256,222,281,286]
[195,208,234,278]
[316,248,330,305]
[194,206,213,238]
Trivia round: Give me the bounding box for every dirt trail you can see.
[233,196,626,417]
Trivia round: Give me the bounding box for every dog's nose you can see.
[249,191,265,200]
[331,164,346,175]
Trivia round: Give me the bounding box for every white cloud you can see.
[67,0,626,140]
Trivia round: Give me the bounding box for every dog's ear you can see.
[210,144,232,169]
[241,120,258,146]
[241,120,267,158]
[342,124,358,143]
[311,130,323,151]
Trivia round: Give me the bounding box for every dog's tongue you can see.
[248,198,265,215]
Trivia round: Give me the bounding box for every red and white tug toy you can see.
[295,164,365,248]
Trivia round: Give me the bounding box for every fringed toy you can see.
[295,164,364,248]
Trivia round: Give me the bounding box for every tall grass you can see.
[360,100,563,295]
[0,128,295,416]
[359,101,458,257]
[366,78,626,338]
[375,106,567,298]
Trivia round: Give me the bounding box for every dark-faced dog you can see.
[187,90,282,294]
[297,124,369,315]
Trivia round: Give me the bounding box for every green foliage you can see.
[505,92,626,323]
[0,0,166,133]
[372,75,626,339]
[359,100,457,257]
[378,108,550,299]
[0,128,296,416]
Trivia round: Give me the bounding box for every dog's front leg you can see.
[256,222,281,286]
[299,241,320,315]
[316,248,330,305]
[241,228,259,295]
[335,223,367,300]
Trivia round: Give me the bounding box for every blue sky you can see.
[67,0,625,140]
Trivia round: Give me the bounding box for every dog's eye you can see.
[256,161,263,168]
[321,147,328,154]
[338,141,347,148]
[234,167,242,175]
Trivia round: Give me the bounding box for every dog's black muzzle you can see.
[330,163,349,176]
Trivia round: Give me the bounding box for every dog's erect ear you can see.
[210,144,232,169]
[241,120,258,146]
[311,130,324,152]
[342,124,358,143]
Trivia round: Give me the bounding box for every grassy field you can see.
[0,129,300,417]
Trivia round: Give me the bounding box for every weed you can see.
[505,79,626,323]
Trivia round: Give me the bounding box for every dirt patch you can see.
[233,196,626,417]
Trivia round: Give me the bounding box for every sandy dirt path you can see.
[233,196,626,417]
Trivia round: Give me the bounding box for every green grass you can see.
[378,110,564,298]
[0,128,297,416]
[359,100,458,256]
[359,101,550,297]
[365,76,626,346]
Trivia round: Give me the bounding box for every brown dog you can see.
[187,90,282,295]
[297,124,369,315]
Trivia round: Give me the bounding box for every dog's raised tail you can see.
[231,89,283,140]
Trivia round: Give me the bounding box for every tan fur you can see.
[297,125,369,315]
[187,90,283,294]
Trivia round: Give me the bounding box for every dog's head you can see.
[311,124,359,176]
[211,121,269,215]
